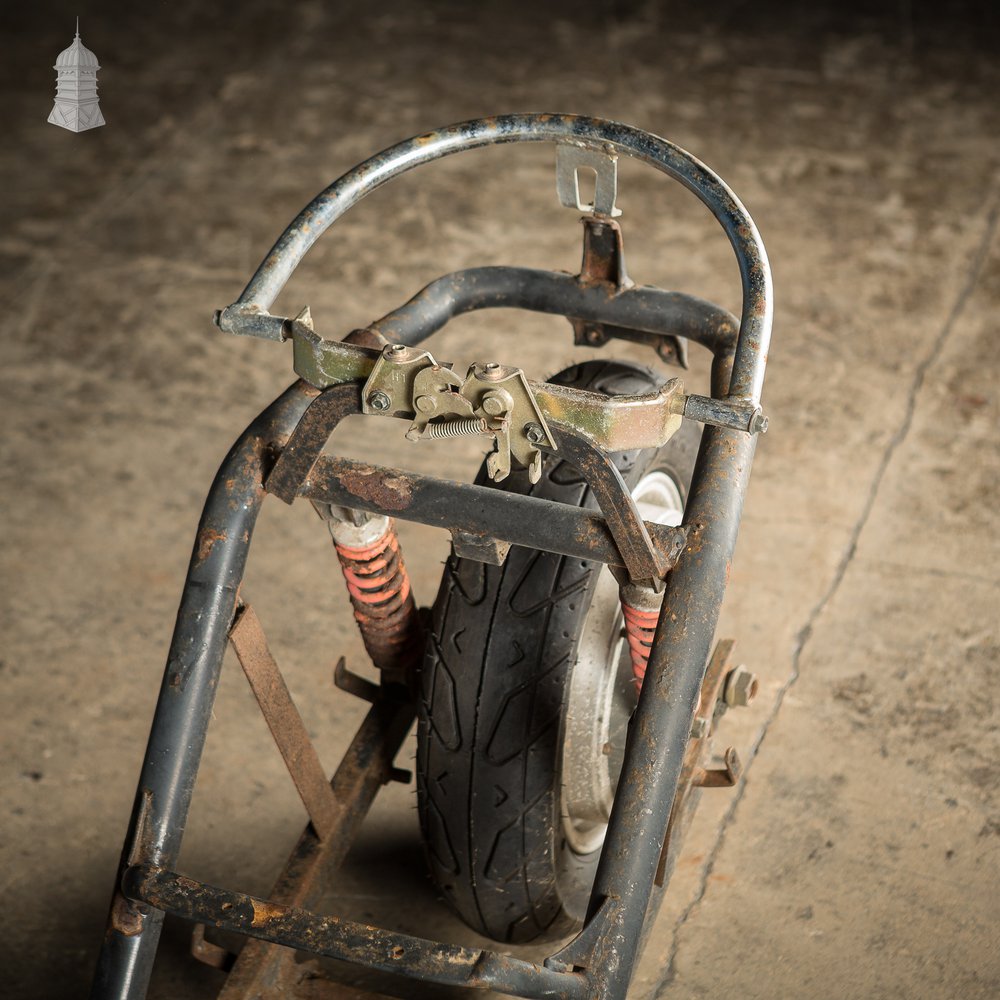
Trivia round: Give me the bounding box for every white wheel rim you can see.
[560,468,685,855]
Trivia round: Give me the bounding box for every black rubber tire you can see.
[416,359,701,944]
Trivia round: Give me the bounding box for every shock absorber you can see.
[321,506,424,683]
[619,581,663,690]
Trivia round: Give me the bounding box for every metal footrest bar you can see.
[125,864,589,1000]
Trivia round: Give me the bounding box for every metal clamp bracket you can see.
[556,145,622,217]
[289,314,767,443]
[571,218,689,369]
[361,344,556,483]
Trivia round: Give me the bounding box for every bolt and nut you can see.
[723,665,759,708]
[524,422,546,445]
[482,389,512,417]
[367,391,391,412]
[690,716,710,739]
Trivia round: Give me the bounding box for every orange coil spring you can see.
[622,602,661,689]
[334,523,422,672]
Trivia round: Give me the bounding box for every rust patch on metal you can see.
[266,382,362,504]
[343,326,389,351]
[110,891,145,936]
[195,527,227,564]
[337,464,413,511]
[251,899,285,928]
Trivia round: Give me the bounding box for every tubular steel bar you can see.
[94,114,772,1000]
[124,864,589,1000]
[552,426,757,991]
[90,380,318,1000]
[216,114,771,406]
[366,266,738,354]
[301,454,689,575]
[267,382,683,585]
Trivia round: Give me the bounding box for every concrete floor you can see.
[2,1,999,997]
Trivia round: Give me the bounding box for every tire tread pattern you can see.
[417,360,694,943]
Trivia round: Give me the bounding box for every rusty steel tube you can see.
[365,266,740,358]
[89,380,318,1000]
[124,863,589,1000]
[219,114,772,405]
[570,424,757,997]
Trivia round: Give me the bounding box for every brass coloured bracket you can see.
[286,312,762,455]
[361,344,556,483]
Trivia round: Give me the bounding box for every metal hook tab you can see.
[556,145,622,217]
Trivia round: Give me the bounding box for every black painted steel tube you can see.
[98,114,772,1000]
[123,864,589,1000]
[576,425,757,997]
[89,381,317,1000]
[365,266,738,357]
[218,114,772,404]
[302,454,688,575]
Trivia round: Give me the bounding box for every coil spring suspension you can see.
[334,521,423,676]
[621,602,660,689]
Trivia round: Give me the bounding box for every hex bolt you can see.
[482,390,512,417]
[414,394,437,414]
[368,391,391,412]
[723,665,759,708]
[690,716,710,739]
[524,422,545,445]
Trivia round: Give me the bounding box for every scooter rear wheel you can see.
[416,359,700,943]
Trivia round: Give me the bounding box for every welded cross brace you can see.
[186,600,419,987]
[229,602,340,841]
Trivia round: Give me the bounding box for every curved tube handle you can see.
[217,113,772,404]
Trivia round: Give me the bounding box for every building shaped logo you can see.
[48,19,105,132]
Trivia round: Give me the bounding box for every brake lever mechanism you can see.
[361,343,556,483]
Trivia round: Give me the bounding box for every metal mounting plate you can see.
[361,345,556,483]
[556,145,622,217]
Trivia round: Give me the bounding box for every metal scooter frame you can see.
[91,114,772,1000]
